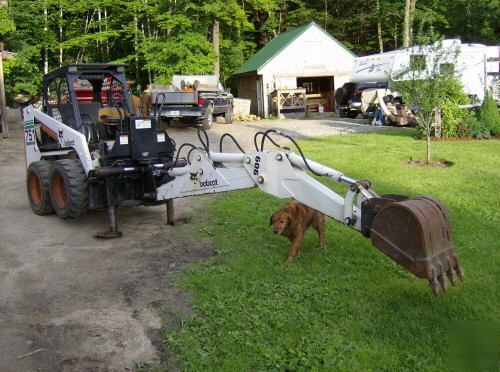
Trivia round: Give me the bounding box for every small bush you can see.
[479,94,500,135]
[441,79,472,138]
[456,113,490,139]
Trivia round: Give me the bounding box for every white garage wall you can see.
[258,25,356,116]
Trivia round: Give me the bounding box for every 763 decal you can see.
[24,120,36,146]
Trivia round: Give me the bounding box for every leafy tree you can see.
[1,0,499,101]
[0,7,15,35]
[391,34,461,163]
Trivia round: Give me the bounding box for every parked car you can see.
[149,75,233,130]
[335,82,388,118]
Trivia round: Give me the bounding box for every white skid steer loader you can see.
[23,64,463,296]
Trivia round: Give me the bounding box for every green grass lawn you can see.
[166,130,499,371]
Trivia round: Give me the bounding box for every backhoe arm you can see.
[156,147,463,296]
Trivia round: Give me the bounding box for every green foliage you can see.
[166,131,500,370]
[2,0,500,101]
[455,113,490,139]
[143,33,216,83]
[440,79,471,138]
[0,8,15,35]
[479,94,500,135]
[3,45,43,100]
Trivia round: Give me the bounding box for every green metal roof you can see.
[233,21,356,76]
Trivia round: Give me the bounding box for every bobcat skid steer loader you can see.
[23,64,463,296]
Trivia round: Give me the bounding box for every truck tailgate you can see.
[151,91,197,105]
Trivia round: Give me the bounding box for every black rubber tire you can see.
[27,160,54,215]
[49,159,88,219]
[202,107,214,130]
[347,110,359,119]
[225,104,234,124]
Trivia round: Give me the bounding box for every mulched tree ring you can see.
[406,158,454,168]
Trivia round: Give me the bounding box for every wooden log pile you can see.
[233,113,262,122]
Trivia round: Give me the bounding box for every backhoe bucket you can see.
[368,196,463,296]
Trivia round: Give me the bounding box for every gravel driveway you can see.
[169,115,400,152]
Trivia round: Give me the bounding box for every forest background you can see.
[0,0,498,100]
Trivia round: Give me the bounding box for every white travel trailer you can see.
[351,39,500,102]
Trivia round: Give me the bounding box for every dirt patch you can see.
[406,158,454,167]
[0,127,215,372]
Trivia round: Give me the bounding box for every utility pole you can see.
[0,0,8,138]
[0,41,8,138]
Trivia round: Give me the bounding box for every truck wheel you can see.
[202,107,214,130]
[225,105,234,124]
[347,111,359,119]
[27,160,54,215]
[49,159,88,219]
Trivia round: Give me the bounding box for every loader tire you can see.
[49,159,88,219]
[202,107,214,130]
[27,160,54,215]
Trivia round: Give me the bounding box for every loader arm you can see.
[157,144,463,296]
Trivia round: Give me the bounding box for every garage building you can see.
[233,21,356,117]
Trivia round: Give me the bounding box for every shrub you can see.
[479,94,500,135]
[440,79,472,138]
[456,113,490,139]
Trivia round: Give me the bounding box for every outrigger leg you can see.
[95,178,123,238]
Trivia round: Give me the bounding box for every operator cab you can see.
[42,64,136,142]
[40,64,174,164]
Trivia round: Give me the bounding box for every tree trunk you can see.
[403,0,410,47]
[97,8,102,58]
[376,0,383,53]
[134,14,139,83]
[212,18,220,77]
[403,0,417,47]
[394,22,398,49]
[104,7,110,58]
[426,130,431,163]
[44,0,48,73]
[324,0,328,30]
[59,1,63,66]
[409,0,416,42]
[0,41,9,138]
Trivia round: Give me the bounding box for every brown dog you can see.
[270,200,325,264]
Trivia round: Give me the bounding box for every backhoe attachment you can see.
[362,195,463,296]
[155,128,463,297]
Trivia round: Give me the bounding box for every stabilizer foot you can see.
[95,204,122,239]
[95,230,123,239]
[166,199,175,226]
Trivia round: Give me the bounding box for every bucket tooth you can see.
[438,273,448,293]
[447,268,457,287]
[368,196,463,295]
[429,276,441,297]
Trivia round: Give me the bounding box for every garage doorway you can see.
[297,76,334,112]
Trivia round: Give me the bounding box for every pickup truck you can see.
[149,75,233,130]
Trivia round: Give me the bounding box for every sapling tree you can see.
[391,34,460,163]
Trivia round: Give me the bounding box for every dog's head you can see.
[270,210,291,235]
